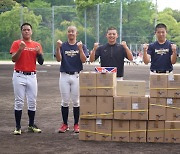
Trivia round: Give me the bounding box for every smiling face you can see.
[106,29,118,45]
[21,25,32,41]
[67,26,77,42]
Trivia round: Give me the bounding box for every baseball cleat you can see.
[28,124,41,133]
[14,128,21,135]
[58,124,69,133]
[73,124,79,133]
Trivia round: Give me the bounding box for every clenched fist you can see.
[77,41,83,50]
[19,41,26,51]
[56,40,63,48]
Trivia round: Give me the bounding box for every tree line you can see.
[0,0,179,58]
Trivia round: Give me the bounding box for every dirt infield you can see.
[0,63,180,154]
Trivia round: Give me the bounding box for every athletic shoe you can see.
[14,128,21,135]
[73,124,79,133]
[58,124,69,133]
[28,124,41,133]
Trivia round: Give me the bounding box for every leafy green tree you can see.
[172,9,180,22]
[0,0,16,13]
[0,3,42,52]
[157,9,180,47]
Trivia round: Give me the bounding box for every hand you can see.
[121,41,128,49]
[143,43,149,52]
[93,42,99,51]
[77,41,83,50]
[171,44,177,53]
[56,40,63,48]
[19,41,26,51]
[35,46,41,54]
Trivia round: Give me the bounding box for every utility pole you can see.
[119,0,122,43]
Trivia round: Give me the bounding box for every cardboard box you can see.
[114,96,131,120]
[79,72,96,96]
[131,96,149,120]
[149,98,166,120]
[116,80,146,97]
[168,74,180,98]
[79,119,96,141]
[129,121,147,142]
[165,121,180,143]
[96,73,116,96]
[97,97,113,119]
[95,119,112,141]
[80,97,96,119]
[112,120,129,142]
[166,98,180,121]
[150,74,168,97]
[147,121,165,143]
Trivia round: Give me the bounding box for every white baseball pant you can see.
[12,71,37,111]
[59,72,79,107]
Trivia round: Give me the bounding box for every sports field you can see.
[0,63,180,154]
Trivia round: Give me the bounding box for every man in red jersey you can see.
[10,23,44,135]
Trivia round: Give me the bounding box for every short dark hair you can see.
[155,23,167,32]
[107,27,118,33]
[21,23,32,31]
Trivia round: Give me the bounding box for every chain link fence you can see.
[1,4,179,61]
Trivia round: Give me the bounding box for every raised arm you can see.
[143,43,151,64]
[121,41,133,61]
[171,44,177,64]
[55,40,62,62]
[90,42,99,62]
[77,41,87,63]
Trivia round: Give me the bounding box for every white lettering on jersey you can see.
[155,49,169,55]
[24,47,36,51]
[65,50,79,57]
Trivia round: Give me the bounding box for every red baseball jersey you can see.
[10,40,43,72]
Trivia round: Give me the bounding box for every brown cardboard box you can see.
[80,97,96,119]
[116,80,146,97]
[129,121,147,142]
[165,121,180,143]
[147,121,165,143]
[95,119,112,141]
[79,72,96,96]
[150,74,168,97]
[97,97,113,119]
[131,96,149,120]
[79,119,96,140]
[96,73,116,96]
[166,98,180,121]
[168,74,180,98]
[114,96,131,120]
[112,120,129,142]
[149,98,166,120]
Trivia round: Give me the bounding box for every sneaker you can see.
[14,128,21,135]
[28,124,41,133]
[73,124,79,133]
[58,124,69,133]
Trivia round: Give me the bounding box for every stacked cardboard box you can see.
[113,80,148,142]
[149,74,180,143]
[79,72,116,141]
[79,72,180,143]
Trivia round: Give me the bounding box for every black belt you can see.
[65,72,79,75]
[151,70,172,73]
[15,70,36,75]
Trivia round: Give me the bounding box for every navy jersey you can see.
[95,43,127,77]
[148,40,173,71]
[60,41,88,72]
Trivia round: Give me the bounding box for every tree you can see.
[0,3,42,52]
[157,9,180,47]
[0,0,16,13]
